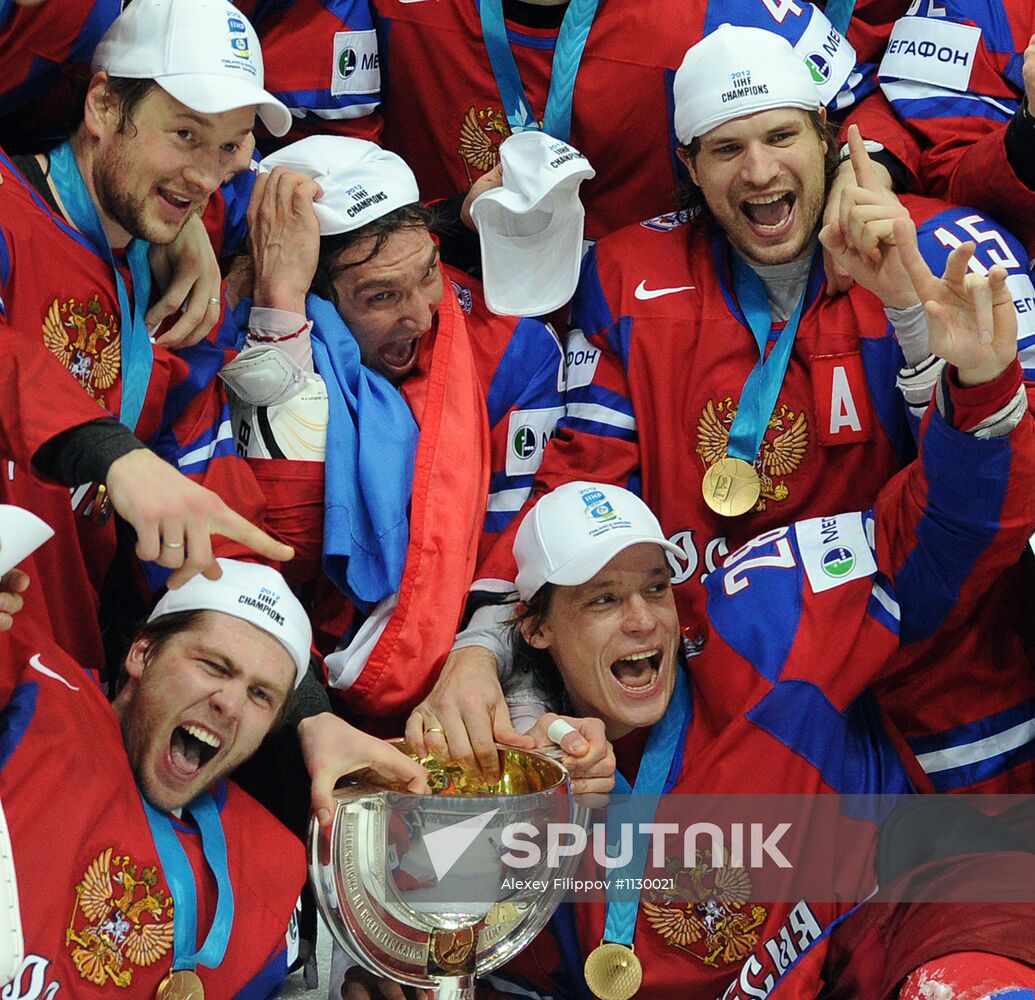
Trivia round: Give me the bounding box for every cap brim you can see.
[158,73,293,137]
[476,205,584,316]
[538,535,683,598]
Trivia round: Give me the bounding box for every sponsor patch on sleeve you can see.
[332,30,380,97]
[564,329,602,391]
[797,511,876,594]
[880,17,980,92]
[790,4,857,106]
[505,407,565,477]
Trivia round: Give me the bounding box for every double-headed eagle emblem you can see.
[66,847,174,988]
[696,397,808,511]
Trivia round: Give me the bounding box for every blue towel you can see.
[229,296,417,608]
[306,294,418,608]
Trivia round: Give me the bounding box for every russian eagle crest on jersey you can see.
[696,399,809,512]
[66,847,174,989]
[42,294,120,407]
[641,852,769,969]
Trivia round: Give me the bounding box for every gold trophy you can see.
[310,743,587,999]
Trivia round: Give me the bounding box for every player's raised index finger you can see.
[847,124,880,192]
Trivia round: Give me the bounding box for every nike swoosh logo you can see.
[29,653,79,691]
[634,280,696,301]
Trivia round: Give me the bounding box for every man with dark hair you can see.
[0,0,298,674]
[219,136,570,732]
[421,25,1035,796]
[0,552,427,996]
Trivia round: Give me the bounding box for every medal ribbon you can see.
[48,140,153,434]
[822,0,857,37]
[479,0,601,140]
[600,666,691,947]
[142,791,235,971]
[725,250,813,467]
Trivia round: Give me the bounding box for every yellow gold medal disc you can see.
[155,970,204,1000]
[584,942,643,1000]
[702,456,761,517]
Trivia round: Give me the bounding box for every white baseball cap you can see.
[93,0,292,137]
[258,136,421,235]
[470,131,595,317]
[673,24,822,144]
[514,482,681,601]
[148,559,312,687]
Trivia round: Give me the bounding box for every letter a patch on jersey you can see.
[811,352,873,446]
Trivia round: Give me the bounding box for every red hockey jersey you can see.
[487,384,1035,1000]
[474,199,1035,793]
[0,622,305,998]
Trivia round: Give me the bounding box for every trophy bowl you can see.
[309,742,588,999]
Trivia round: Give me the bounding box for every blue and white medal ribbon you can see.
[479,0,601,140]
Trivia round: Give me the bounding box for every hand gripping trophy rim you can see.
[309,741,590,998]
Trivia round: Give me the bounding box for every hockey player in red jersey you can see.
[395,221,1035,999]
[412,25,1035,795]
[0,0,299,672]
[0,554,428,997]
[218,136,570,729]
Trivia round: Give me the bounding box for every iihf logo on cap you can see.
[581,488,617,523]
[227,11,250,58]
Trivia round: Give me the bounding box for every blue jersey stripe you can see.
[896,411,1011,645]
[0,682,38,772]
[888,92,1016,124]
[747,683,916,799]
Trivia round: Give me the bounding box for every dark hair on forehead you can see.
[310,202,442,310]
[674,109,840,222]
[71,76,160,135]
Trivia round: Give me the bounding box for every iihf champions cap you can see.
[149,559,312,687]
[673,24,822,144]
[470,131,595,317]
[93,0,292,137]
[514,483,681,602]
[258,136,422,235]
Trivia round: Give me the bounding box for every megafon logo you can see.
[821,546,856,579]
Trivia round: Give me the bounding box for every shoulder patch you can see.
[880,16,980,93]
[563,328,602,390]
[796,511,876,594]
[332,30,380,96]
[639,211,687,233]
[505,406,564,477]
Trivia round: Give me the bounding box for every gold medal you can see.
[155,970,204,1000]
[584,942,642,1000]
[701,457,761,517]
